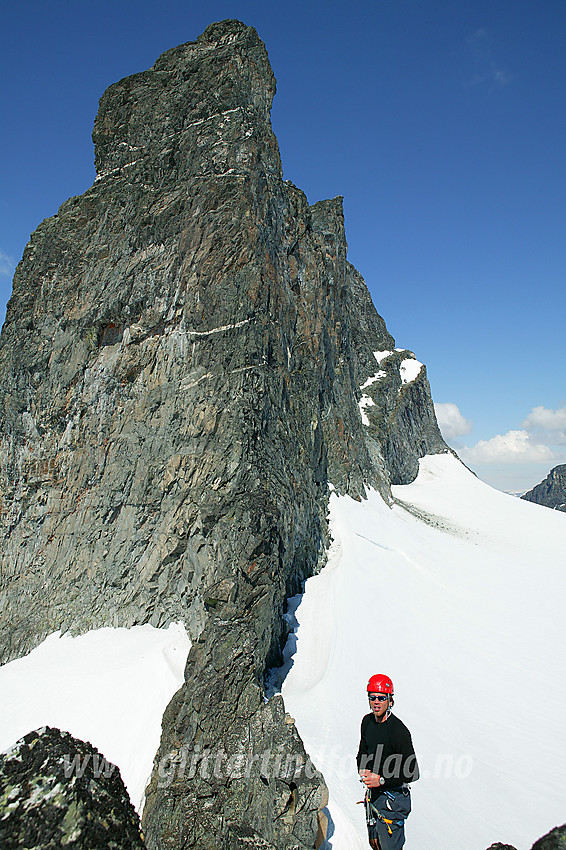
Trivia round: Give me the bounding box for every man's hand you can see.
[360,769,382,788]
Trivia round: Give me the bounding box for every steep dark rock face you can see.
[0,19,448,848]
[0,727,145,849]
[521,464,566,512]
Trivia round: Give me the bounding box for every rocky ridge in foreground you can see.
[0,727,145,850]
[487,824,566,850]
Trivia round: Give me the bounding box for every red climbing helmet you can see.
[367,673,394,695]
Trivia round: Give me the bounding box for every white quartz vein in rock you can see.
[186,318,253,336]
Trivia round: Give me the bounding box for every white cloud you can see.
[0,251,15,278]
[460,430,555,465]
[491,68,513,88]
[522,406,566,444]
[465,28,512,90]
[434,402,473,441]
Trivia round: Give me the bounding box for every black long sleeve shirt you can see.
[356,712,419,798]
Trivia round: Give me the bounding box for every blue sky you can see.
[1,0,565,492]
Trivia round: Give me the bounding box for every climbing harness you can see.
[358,789,409,834]
[368,800,405,836]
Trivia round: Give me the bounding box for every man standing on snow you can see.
[357,674,419,850]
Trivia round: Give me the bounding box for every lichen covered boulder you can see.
[0,726,145,849]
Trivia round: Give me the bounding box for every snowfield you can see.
[0,455,563,848]
[281,454,566,850]
[0,622,191,811]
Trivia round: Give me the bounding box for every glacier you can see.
[281,454,566,849]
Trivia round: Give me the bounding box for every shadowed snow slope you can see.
[281,454,565,850]
[0,623,191,811]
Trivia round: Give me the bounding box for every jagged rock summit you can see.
[521,464,566,512]
[0,19,448,848]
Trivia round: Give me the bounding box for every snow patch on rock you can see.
[358,394,376,426]
[399,357,423,384]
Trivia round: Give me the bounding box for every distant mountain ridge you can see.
[521,464,566,512]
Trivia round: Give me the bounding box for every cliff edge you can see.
[0,20,448,848]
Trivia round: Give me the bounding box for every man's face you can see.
[368,692,389,721]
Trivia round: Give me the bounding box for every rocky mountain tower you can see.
[0,20,448,848]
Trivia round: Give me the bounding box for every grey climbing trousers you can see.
[366,787,411,850]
